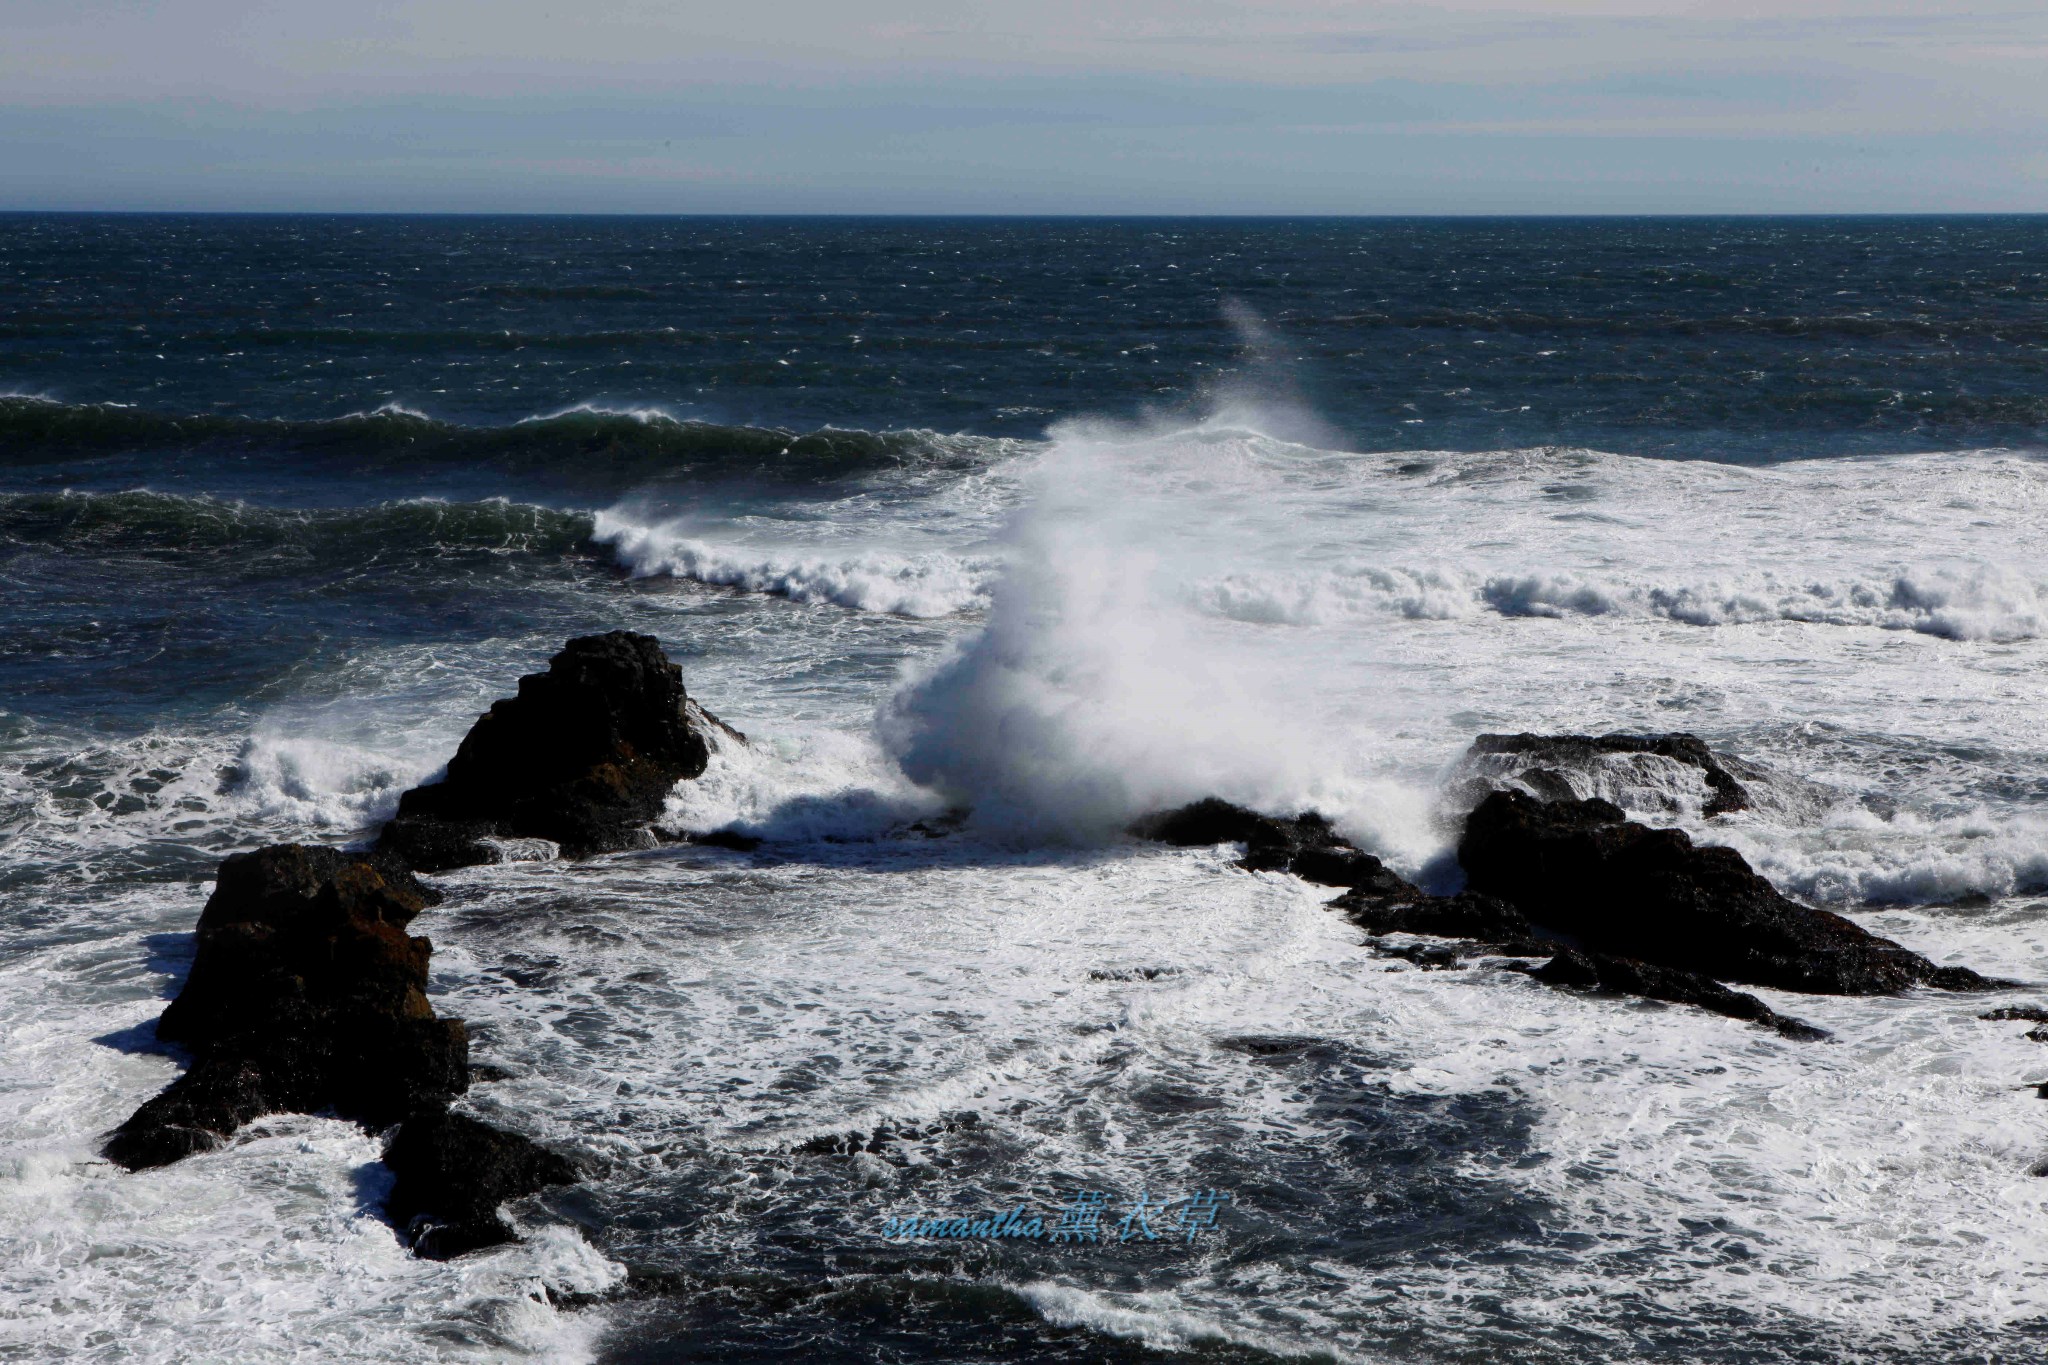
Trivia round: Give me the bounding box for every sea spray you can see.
[878,417,1346,841]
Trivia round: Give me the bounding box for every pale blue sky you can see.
[4,1,2045,213]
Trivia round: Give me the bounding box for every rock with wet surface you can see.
[1524,947,1828,1040]
[378,630,734,871]
[103,843,468,1170]
[383,1107,580,1259]
[1129,797,1417,896]
[1463,731,1757,816]
[1459,789,1993,995]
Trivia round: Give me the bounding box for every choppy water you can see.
[3,214,2047,1364]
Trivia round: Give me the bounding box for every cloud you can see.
[3,2,2046,211]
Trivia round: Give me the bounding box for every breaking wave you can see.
[1195,562,2048,642]
[592,510,996,618]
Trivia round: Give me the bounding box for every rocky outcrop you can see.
[384,1108,580,1260]
[106,842,580,1256]
[379,631,732,872]
[104,632,733,1252]
[1137,767,1995,1038]
[1130,798,1415,897]
[1523,947,1827,1039]
[104,844,467,1170]
[1459,789,1992,995]
[1462,731,1757,817]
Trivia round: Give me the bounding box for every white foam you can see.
[1189,560,2048,641]
[593,511,996,618]
[0,889,619,1362]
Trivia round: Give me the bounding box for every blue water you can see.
[4,215,2047,1364]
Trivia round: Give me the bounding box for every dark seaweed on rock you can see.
[379,630,733,870]
[1460,789,1993,995]
[104,844,467,1170]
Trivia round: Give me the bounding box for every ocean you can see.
[2,213,2046,1363]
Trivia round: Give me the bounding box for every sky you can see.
[3,1,2046,213]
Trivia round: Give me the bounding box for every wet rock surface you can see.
[379,630,730,871]
[1130,798,1417,897]
[104,844,467,1170]
[1466,731,1756,816]
[1138,737,1997,1039]
[107,842,581,1258]
[1522,947,1828,1040]
[100,633,694,1254]
[383,1108,580,1260]
[1460,789,1992,995]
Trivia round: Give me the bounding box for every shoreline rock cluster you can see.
[1134,731,2001,1040]
[106,631,725,1258]
[108,635,2016,1260]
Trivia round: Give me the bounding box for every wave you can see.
[593,511,996,618]
[0,395,999,483]
[1195,562,2048,642]
[0,487,595,561]
[1720,807,2048,908]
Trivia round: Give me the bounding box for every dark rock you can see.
[1984,1006,2048,1023]
[104,844,468,1171]
[379,631,729,871]
[1467,731,1754,816]
[1460,789,1992,996]
[1526,948,1828,1039]
[1382,941,1464,970]
[384,1108,579,1259]
[1130,798,1418,895]
[1333,887,1534,943]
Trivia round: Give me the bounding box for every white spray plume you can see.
[872,405,1368,847]
[878,304,1443,852]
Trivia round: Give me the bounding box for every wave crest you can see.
[593,511,995,618]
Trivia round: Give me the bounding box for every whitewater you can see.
[4,411,2047,1362]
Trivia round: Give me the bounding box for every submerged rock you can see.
[1525,947,1828,1040]
[1460,789,1992,995]
[1983,1006,2048,1024]
[383,1108,579,1260]
[379,630,733,871]
[104,844,468,1170]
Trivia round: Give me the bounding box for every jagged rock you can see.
[1332,886,1535,945]
[379,630,731,871]
[1525,948,1828,1039]
[1465,732,1755,816]
[1460,790,1992,995]
[1984,1006,2048,1023]
[383,1108,579,1259]
[104,844,468,1170]
[1130,798,1416,895]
